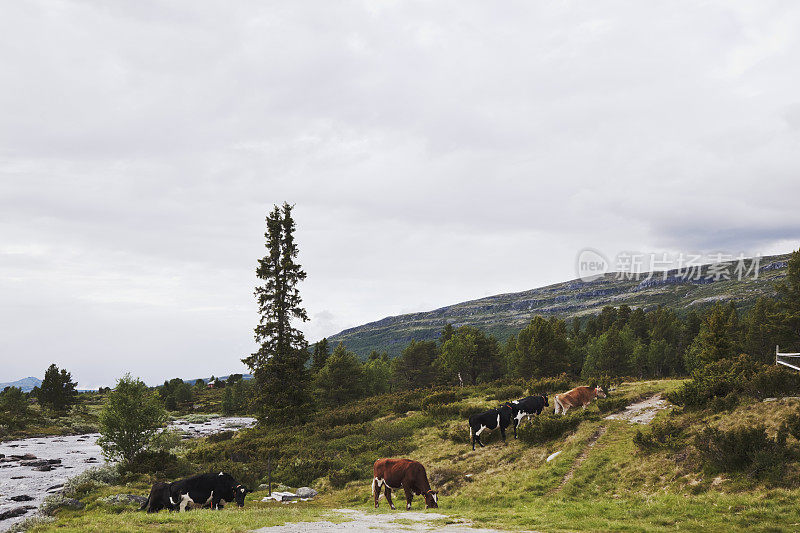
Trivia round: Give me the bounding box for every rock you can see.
[46,484,64,492]
[11,476,25,480]
[100,494,148,507]
[21,454,36,460]
[35,464,53,471]
[84,457,99,463]
[546,451,562,462]
[258,484,270,491]
[47,459,62,464]
[0,506,35,521]
[261,491,298,502]
[9,495,34,502]
[20,460,49,467]
[296,487,317,498]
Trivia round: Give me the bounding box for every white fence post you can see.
[775,345,800,372]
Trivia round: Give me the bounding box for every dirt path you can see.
[603,394,668,424]
[554,426,606,491]
[251,508,529,532]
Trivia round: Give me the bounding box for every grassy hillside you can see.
[329,254,789,359]
[32,378,800,532]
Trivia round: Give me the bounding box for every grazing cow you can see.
[553,386,606,415]
[510,394,548,436]
[372,458,438,510]
[169,472,247,511]
[468,403,515,450]
[141,481,177,513]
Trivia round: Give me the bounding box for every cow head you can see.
[595,387,607,399]
[423,489,439,508]
[233,484,247,507]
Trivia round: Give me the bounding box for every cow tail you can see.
[139,494,150,512]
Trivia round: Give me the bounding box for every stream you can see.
[0,416,255,531]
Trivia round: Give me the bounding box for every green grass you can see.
[30,378,800,532]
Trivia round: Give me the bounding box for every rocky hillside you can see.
[329,253,790,359]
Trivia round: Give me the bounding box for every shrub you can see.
[313,403,376,428]
[329,466,362,488]
[62,464,121,498]
[486,385,524,402]
[596,395,631,414]
[438,424,470,444]
[780,408,800,441]
[518,412,586,445]
[97,374,167,463]
[528,373,574,394]
[633,417,686,450]
[207,430,235,443]
[123,450,192,478]
[668,355,800,409]
[7,515,55,532]
[421,390,462,409]
[695,424,789,478]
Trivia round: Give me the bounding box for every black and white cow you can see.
[468,403,516,450]
[510,395,548,437]
[141,481,177,513]
[169,472,247,511]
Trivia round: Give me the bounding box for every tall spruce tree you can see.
[243,203,311,423]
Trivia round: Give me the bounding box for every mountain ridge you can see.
[328,253,789,359]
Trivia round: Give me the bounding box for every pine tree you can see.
[37,364,77,412]
[314,342,364,406]
[311,338,330,373]
[243,203,311,424]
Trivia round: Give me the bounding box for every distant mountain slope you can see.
[328,253,790,360]
[0,376,42,392]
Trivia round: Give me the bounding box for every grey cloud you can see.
[2,1,800,386]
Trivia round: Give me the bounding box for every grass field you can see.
[27,378,800,532]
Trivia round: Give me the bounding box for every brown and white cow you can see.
[553,386,606,415]
[372,458,438,510]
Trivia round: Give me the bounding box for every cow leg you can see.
[373,478,381,508]
[500,425,507,443]
[384,486,396,510]
[513,418,518,439]
[403,487,414,510]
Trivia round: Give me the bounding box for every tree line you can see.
[243,202,800,423]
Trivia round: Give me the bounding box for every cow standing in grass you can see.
[468,403,516,450]
[553,386,606,415]
[373,458,438,510]
[510,394,548,436]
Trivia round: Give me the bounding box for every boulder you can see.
[47,459,62,465]
[296,487,317,499]
[9,495,34,502]
[20,460,49,467]
[35,465,53,471]
[0,506,35,521]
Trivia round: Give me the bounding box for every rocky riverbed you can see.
[0,416,255,531]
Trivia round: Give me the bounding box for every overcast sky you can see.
[2,1,800,388]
